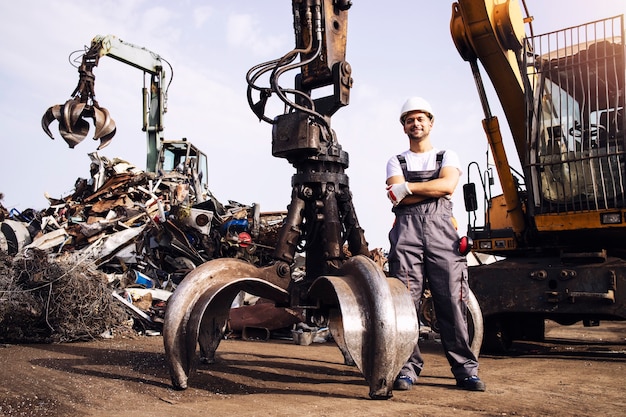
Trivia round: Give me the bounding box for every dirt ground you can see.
[0,321,624,417]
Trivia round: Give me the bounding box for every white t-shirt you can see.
[386,148,462,181]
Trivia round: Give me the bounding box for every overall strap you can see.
[396,151,446,180]
[396,154,408,178]
[436,150,445,165]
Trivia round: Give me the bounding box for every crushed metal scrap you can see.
[0,154,293,343]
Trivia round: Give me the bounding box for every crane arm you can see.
[90,34,164,76]
[450,0,530,237]
[451,0,528,161]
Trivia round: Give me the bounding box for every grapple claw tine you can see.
[41,105,62,140]
[61,100,74,133]
[92,106,116,142]
[58,126,80,148]
[62,99,87,134]
[72,103,87,128]
[59,117,90,148]
[96,127,116,150]
[90,106,104,135]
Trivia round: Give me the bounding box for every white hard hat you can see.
[400,97,434,123]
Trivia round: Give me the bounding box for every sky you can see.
[1,0,625,250]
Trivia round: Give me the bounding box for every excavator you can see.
[451,0,626,351]
[41,34,210,204]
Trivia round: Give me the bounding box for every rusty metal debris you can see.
[0,153,288,343]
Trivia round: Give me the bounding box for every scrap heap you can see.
[0,154,287,343]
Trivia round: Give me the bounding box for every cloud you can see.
[192,6,213,28]
[226,14,288,57]
[139,6,180,40]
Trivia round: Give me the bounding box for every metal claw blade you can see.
[57,99,90,147]
[163,259,291,390]
[41,105,63,140]
[61,99,82,133]
[91,106,117,148]
[309,255,419,400]
[59,116,90,148]
[96,126,116,150]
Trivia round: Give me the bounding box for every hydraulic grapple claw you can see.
[41,98,117,149]
[41,37,117,149]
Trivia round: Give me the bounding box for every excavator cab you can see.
[527,16,626,223]
[157,138,209,195]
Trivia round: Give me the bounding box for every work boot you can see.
[456,375,486,391]
[393,375,413,391]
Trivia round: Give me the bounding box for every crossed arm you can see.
[386,166,460,205]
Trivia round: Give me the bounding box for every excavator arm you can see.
[42,34,171,172]
[451,0,528,159]
[91,34,165,75]
[450,0,530,237]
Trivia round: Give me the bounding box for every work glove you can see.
[386,182,412,206]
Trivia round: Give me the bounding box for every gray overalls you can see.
[388,151,479,382]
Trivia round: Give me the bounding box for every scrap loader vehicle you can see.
[41,34,211,202]
[451,0,626,351]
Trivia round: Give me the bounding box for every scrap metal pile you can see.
[0,154,288,343]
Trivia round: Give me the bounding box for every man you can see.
[385,97,485,392]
